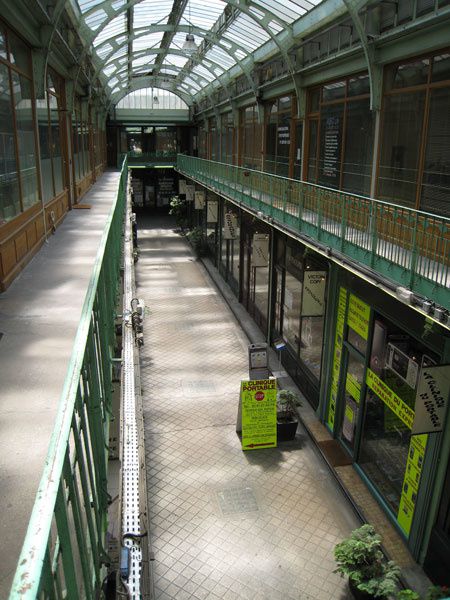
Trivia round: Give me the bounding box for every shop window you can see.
[240,105,261,170]
[263,96,292,177]
[379,52,450,215]
[155,127,177,154]
[421,87,450,216]
[342,98,374,195]
[0,63,21,222]
[0,28,6,60]
[318,103,344,189]
[305,74,374,196]
[277,243,327,383]
[359,316,438,522]
[220,112,234,164]
[378,92,425,207]
[323,80,346,102]
[220,203,240,295]
[432,53,450,83]
[0,27,39,224]
[37,70,65,202]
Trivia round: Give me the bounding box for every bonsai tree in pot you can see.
[276,389,301,441]
[334,524,400,599]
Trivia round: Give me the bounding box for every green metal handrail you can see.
[9,158,128,599]
[177,155,450,309]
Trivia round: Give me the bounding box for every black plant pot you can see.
[348,578,376,600]
[277,419,298,441]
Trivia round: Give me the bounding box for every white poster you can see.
[223,212,238,239]
[179,179,186,194]
[207,200,218,223]
[185,185,195,202]
[194,190,205,210]
[252,234,269,267]
[412,365,450,435]
[302,271,326,316]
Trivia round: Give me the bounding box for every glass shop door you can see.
[336,347,366,459]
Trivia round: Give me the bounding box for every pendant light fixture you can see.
[182,0,198,55]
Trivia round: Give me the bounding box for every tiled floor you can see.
[136,215,359,600]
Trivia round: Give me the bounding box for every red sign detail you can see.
[255,392,264,401]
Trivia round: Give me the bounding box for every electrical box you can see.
[248,343,269,380]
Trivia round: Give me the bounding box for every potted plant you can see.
[276,389,300,441]
[169,195,187,230]
[425,586,450,600]
[334,524,400,599]
[186,226,209,257]
[397,591,421,600]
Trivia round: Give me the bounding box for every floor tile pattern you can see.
[136,216,358,600]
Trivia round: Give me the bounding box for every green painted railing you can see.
[177,155,450,310]
[9,158,128,599]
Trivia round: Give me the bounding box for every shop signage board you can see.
[412,365,450,435]
[326,287,347,431]
[207,200,218,223]
[185,185,195,202]
[322,115,340,179]
[223,212,238,239]
[179,179,186,194]
[194,190,205,209]
[241,379,277,450]
[347,294,370,341]
[366,369,415,429]
[302,271,326,316]
[252,234,269,267]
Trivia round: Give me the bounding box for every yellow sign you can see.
[327,288,347,430]
[347,294,370,341]
[366,369,415,429]
[346,372,361,403]
[398,434,428,536]
[241,379,277,450]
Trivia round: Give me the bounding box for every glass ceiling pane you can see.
[224,14,270,52]
[133,32,165,52]
[134,0,172,24]
[165,53,189,68]
[179,0,224,30]
[78,0,104,12]
[192,65,216,82]
[93,14,126,47]
[205,47,236,70]
[84,9,108,31]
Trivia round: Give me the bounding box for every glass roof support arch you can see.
[342,0,382,111]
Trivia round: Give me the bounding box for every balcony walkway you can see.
[0,171,121,597]
[178,157,450,310]
[136,213,360,600]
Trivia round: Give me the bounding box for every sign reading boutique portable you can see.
[412,365,450,435]
[241,379,277,450]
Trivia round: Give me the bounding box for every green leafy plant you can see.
[276,389,301,422]
[334,524,400,598]
[169,195,187,229]
[397,590,421,600]
[425,586,450,600]
[186,226,209,257]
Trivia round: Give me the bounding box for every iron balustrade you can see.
[177,155,450,310]
[9,158,128,599]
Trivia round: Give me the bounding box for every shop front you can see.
[325,273,450,563]
[272,234,329,409]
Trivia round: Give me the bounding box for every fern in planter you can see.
[169,195,187,229]
[334,525,400,599]
[186,226,209,257]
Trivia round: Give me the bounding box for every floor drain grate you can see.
[217,487,259,515]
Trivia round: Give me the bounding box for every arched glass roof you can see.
[74,0,324,106]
